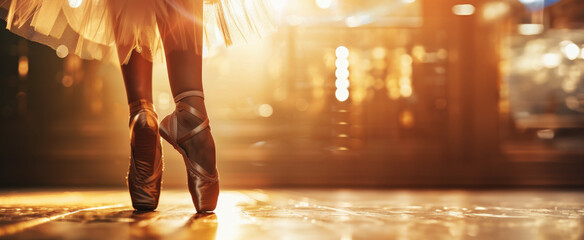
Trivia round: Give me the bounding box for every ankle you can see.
[129,99,155,116]
[178,96,207,116]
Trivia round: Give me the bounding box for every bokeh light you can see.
[399,110,414,128]
[542,53,561,68]
[336,46,349,59]
[315,0,333,9]
[452,4,475,16]
[372,47,387,60]
[335,69,349,79]
[335,88,349,102]
[18,56,28,78]
[560,41,580,60]
[335,46,350,102]
[62,76,74,88]
[518,24,544,35]
[56,45,69,58]
[335,78,349,89]
[68,0,82,8]
[258,104,274,117]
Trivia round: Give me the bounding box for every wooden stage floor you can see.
[0,189,582,239]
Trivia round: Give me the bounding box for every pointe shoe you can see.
[127,100,163,211]
[159,90,219,213]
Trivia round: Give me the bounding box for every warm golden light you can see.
[335,78,349,89]
[399,110,414,128]
[452,4,475,16]
[562,78,578,93]
[400,84,412,98]
[335,46,350,102]
[482,2,509,21]
[560,41,580,61]
[18,56,28,78]
[258,104,273,117]
[335,69,349,79]
[565,96,582,111]
[401,54,412,68]
[62,75,74,87]
[372,47,386,60]
[295,98,309,111]
[270,0,288,12]
[335,59,349,69]
[213,192,262,240]
[68,0,82,8]
[542,53,561,68]
[398,53,413,98]
[56,45,69,58]
[0,190,581,239]
[537,129,554,140]
[518,24,543,35]
[157,92,171,111]
[315,0,333,9]
[412,45,425,62]
[336,46,349,59]
[437,49,448,60]
[345,14,373,28]
[335,88,349,102]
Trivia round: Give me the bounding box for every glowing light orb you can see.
[537,129,554,140]
[412,45,426,62]
[315,0,333,9]
[62,76,74,88]
[399,110,414,128]
[18,56,28,78]
[335,69,349,79]
[336,46,349,59]
[335,59,349,69]
[56,45,69,58]
[335,88,349,102]
[401,54,413,65]
[452,4,475,16]
[372,47,386,60]
[68,0,82,8]
[542,53,561,68]
[400,86,413,98]
[482,2,510,21]
[437,49,448,59]
[560,41,580,60]
[258,104,273,117]
[335,78,349,89]
[518,24,543,35]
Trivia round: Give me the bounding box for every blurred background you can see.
[0,0,583,189]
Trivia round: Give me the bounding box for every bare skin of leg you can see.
[120,50,153,103]
[157,0,216,174]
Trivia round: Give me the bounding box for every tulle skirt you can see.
[0,0,275,64]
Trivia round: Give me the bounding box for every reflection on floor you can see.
[0,189,582,239]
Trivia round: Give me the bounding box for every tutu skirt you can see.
[0,0,275,64]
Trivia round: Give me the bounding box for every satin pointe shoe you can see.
[127,100,163,211]
[159,90,219,213]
